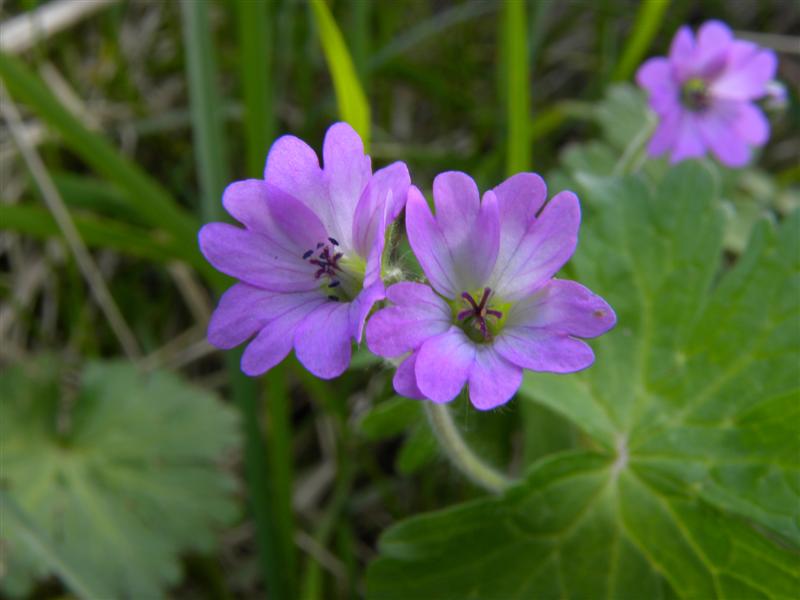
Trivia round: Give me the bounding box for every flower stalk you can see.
[424,402,512,494]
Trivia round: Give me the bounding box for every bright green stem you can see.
[612,0,671,81]
[424,403,511,494]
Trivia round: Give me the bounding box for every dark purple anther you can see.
[328,237,339,246]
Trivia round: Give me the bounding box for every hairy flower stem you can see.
[424,403,512,494]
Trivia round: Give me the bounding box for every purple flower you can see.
[199,123,409,378]
[637,20,777,167]
[366,172,616,410]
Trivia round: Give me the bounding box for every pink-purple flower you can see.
[637,20,777,167]
[199,123,409,378]
[366,172,616,410]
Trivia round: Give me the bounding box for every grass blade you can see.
[235,0,275,178]
[180,0,229,222]
[0,203,205,267]
[612,0,671,81]
[310,0,370,147]
[502,0,530,175]
[182,5,296,599]
[0,52,197,243]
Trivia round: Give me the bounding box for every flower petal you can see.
[366,283,451,357]
[495,327,595,374]
[712,42,777,101]
[668,25,695,79]
[406,186,460,298]
[264,134,327,216]
[468,346,522,410]
[294,300,353,379]
[321,122,372,249]
[393,351,425,399]
[352,161,410,287]
[415,327,475,404]
[240,294,326,376]
[199,223,316,292]
[647,107,682,157]
[697,103,750,167]
[670,112,707,163]
[222,179,270,232]
[492,173,548,285]
[636,57,679,114]
[208,283,288,349]
[489,190,580,301]
[349,280,386,344]
[734,102,769,146]
[432,172,500,292]
[506,279,616,338]
[692,20,733,78]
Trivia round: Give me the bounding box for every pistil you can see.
[457,287,503,340]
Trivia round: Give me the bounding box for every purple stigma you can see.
[457,287,503,340]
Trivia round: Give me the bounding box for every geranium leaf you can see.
[0,359,240,599]
[366,161,800,598]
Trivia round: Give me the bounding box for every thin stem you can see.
[424,403,512,494]
[612,114,657,176]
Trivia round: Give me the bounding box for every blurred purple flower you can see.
[366,172,616,410]
[199,123,409,378]
[637,20,777,167]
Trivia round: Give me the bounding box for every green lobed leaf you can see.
[367,162,800,599]
[0,358,241,599]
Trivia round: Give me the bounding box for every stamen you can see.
[304,239,346,292]
[458,288,503,341]
[328,295,339,302]
[461,292,479,311]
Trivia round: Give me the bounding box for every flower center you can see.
[303,237,347,302]
[456,287,504,342]
[681,78,711,112]
[302,237,365,302]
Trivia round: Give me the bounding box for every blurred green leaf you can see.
[367,162,800,598]
[1,358,241,599]
[502,0,530,175]
[0,491,110,600]
[359,396,422,441]
[395,425,438,476]
[310,0,370,147]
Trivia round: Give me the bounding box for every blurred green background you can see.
[0,0,797,598]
